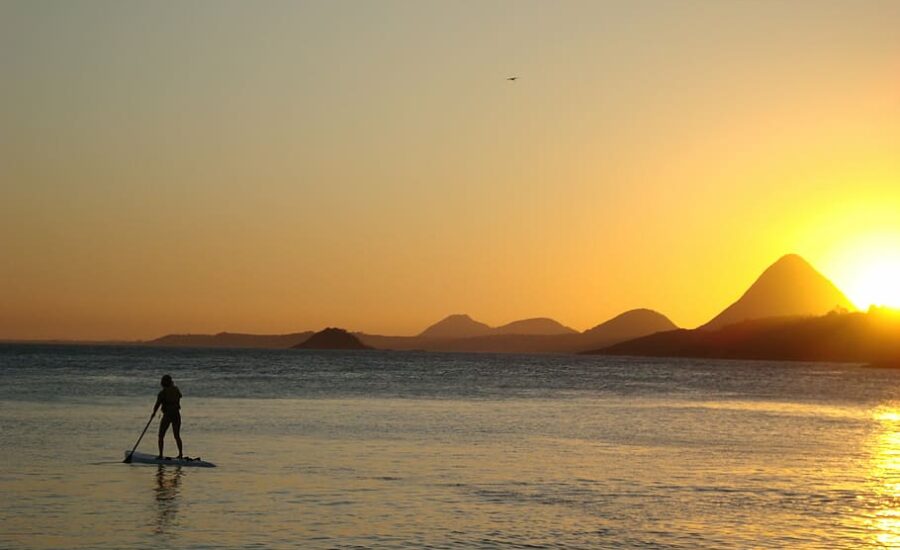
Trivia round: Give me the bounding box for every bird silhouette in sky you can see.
[506,76,518,81]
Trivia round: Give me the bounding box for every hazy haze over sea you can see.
[3,344,900,548]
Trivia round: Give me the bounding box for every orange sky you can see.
[2,1,899,340]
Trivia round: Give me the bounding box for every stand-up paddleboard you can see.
[124,451,216,468]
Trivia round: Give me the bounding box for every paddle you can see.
[123,412,155,463]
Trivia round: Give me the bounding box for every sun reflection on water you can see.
[867,407,900,547]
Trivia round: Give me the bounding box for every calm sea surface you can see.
[3,344,900,548]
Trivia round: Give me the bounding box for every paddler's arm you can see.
[151,393,162,417]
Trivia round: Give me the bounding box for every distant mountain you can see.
[582,309,677,347]
[148,331,313,349]
[293,328,372,350]
[145,309,677,354]
[493,317,577,336]
[359,309,677,354]
[590,308,900,364]
[418,314,494,339]
[701,254,854,330]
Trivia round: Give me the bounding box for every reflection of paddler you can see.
[155,464,183,498]
[154,464,183,532]
[152,374,183,459]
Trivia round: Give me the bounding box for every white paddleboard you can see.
[124,451,216,468]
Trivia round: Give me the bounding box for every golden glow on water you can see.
[873,409,900,423]
[866,407,900,547]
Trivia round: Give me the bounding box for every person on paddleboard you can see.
[152,374,183,459]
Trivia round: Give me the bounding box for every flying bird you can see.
[506,76,518,81]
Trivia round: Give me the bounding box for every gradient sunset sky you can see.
[2,1,899,340]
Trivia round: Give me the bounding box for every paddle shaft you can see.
[124,412,155,463]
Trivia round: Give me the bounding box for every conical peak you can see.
[701,254,854,330]
[750,254,832,292]
[775,253,805,264]
[762,253,813,274]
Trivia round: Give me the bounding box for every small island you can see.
[292,328,373,350]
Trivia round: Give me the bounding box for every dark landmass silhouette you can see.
[148,331,313,348]
[357,309,677,353]
[492,318,577,336]
[418,314,494,339]
[136,310,678,353]
[701,254,854,330]
[584,308,677,342]
[59,252,884,363]
[588,307,900,365]
[293,328,372,350]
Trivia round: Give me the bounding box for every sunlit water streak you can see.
[3,344,900,548]
[861,408,900,547]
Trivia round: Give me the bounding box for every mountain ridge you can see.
[590,308,900,364]
[493,317,577,336]
[358,308,677,353]
[701,253,854,330]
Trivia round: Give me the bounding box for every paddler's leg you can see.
[158,415,171,459]
[172,414,183,459]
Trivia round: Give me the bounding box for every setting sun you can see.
[827,236,900,310]
[849,257,900,309]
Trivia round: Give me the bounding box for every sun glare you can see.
[841,249,900,310]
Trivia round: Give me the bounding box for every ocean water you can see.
[2,345,900,548]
